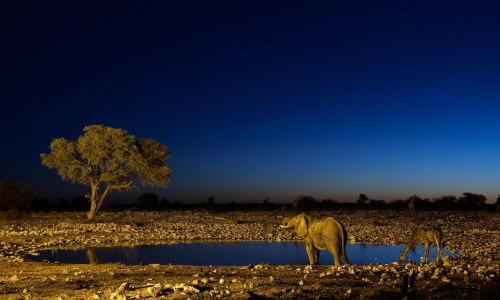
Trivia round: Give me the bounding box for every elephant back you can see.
[327,217,348,247]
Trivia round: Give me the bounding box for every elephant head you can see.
[280,214,309,238]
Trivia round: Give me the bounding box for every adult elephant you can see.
[280,214,349,266]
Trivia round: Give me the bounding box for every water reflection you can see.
[86,248,98,264]
[31,242,456,266]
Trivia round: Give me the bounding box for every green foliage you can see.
[41,125,172,220]
[41,125,171,187]
[0,181,37,211]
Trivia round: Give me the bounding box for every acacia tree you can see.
[41,125,172,220]
[357,194,369,204]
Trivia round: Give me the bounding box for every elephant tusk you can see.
[279,225,287,229]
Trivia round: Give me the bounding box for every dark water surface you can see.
[30,242,454,265]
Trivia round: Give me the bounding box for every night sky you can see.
[2,1,500,203]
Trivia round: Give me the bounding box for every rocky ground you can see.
[0,210,499,299]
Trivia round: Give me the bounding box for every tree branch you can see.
[108,181,134,191]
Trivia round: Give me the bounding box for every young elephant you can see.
[280,214,349,266]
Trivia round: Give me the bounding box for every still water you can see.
[30,242,453,265]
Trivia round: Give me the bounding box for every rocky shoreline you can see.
[0,210,498,299]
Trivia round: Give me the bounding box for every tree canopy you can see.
[41,125,172,220]
[357,194,369,204]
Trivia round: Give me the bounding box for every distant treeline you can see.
[1,181,499,215]
[26,192,500,213]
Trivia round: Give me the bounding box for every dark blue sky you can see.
[2,1,500,203]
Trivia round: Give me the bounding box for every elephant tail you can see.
[341,224,348,258]
[332,218,349,264]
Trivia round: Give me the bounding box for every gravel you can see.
[0,210,498,298]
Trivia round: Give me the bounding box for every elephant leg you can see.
[305,242,316,265]
[314,247,320,265]
[328,244,341,266]
[341,251,350,265]
[340,240,349,265]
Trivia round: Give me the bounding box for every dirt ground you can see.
[0,210,499,299]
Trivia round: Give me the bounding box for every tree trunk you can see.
[87,198,98,221]
[87,183,99,221]
[86,182,131,221]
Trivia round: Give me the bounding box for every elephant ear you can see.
[296,215,308,238]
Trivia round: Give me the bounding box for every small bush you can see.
[0,181,37,211]
[0,208,29,220]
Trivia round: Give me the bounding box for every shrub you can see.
[0,181,36,211]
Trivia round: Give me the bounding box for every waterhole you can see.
[30,242,455,265]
